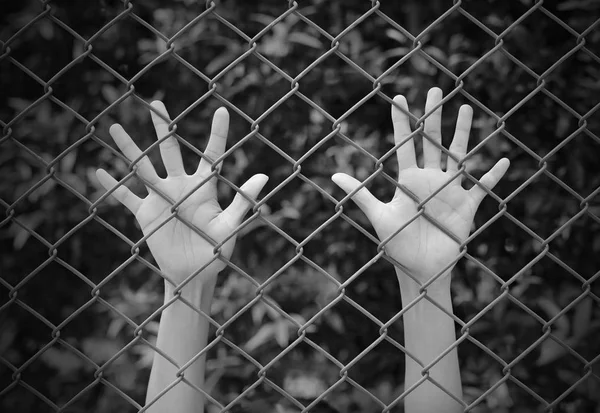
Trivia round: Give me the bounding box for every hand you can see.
[96,101,268,285]
[332,88,509,282]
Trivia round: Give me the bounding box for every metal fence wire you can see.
[1,0,599,412]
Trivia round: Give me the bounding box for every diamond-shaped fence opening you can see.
[1,1,599,412]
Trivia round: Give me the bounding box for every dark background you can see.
[1,0,599,412]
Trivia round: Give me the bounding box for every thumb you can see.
[331,173,381,219]
[469,157,510,207]
[222,174,269,227]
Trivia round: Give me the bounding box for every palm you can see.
[333,89,509,281]
[136,175,229,279]
[371,169,475,276]
[97,101,268,283]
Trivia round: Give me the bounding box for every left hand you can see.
[332,88,509,281]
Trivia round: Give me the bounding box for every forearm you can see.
[145,274,216,413]
[397,268,462,413]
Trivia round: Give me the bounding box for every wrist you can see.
[395,266,453,298]
[163,271,217,311]
[396,267,455,327]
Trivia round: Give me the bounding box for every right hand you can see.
[96,101,268,284]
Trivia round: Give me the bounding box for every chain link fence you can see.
[1,0,599,412]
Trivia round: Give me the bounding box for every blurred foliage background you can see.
[1,0,600,412]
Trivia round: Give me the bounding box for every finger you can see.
[150,100,185,177]
[109,124,160,185]
[96,169,143,215]
[222,174,269,227]
[422,87,443,169]
[469,158,510,206]
[391,95,417,173]
[198,107,229,175]
[331,173,382,220]
[447,104,473,177]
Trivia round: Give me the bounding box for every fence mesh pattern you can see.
[1,0,599,412]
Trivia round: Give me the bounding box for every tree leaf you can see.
[289,32,322,49]
[40,347,85,377]
[572,296,592,340]
[536,337,569,366]
[274,319,290,348]
[244,323,277,352]
[82,338,122,364]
